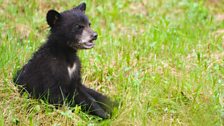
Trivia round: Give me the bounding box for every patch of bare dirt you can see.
[215,14,224,21]
[129,1,148,16]
[15,24,31,40]
[208,0,220,4]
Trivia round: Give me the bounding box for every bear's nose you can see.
[92,32,98,40]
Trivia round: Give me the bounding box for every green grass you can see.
[0,0,224,125]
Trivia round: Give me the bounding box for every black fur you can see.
[13,3,113,119]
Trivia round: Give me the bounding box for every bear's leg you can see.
[81,85,113,114]
[74,86,109,119]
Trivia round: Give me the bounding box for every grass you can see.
[0,0,224,125]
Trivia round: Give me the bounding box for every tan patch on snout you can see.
[80,29,92,43]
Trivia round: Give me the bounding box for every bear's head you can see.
[46,3,97,49]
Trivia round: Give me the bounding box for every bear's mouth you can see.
[82,41,95,49]
[77,39,95,49]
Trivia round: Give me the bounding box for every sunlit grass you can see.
[0,0,223,125]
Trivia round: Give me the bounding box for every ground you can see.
[0,0,224,125]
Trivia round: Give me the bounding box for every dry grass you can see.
[0,0,223,125]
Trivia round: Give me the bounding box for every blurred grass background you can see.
[0,0,224,125]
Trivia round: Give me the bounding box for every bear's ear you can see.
[46,10,61,27]
[75,2,86,12]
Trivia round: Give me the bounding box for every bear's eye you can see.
[75,24,84,30]
[89,23,91,27]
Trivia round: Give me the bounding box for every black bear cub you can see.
[13,3,112,119]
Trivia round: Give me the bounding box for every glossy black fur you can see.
[13,3,113,119]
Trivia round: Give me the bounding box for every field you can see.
[0,0,224,125]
